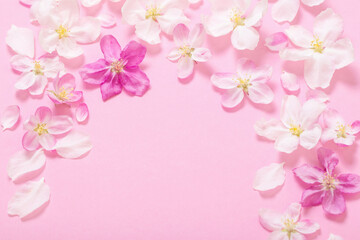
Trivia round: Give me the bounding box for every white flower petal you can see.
[55,131,93,159]
[70,17,101,43]
[264,32,288,52]
[253,162,286,191]
[244,0,267,27]
[8,177,50,219]
[204,12,233,37]
[81,0,102,7]
[271,0,300,23]
[28,75,48,96]
[7,149,46,182]
[121,0,146,25]
[75,103,89,123]
[325,38,354,69]
[301,0,325,7]
[248,82,274,104]
[328,234,343,240]
[285,25,313,48]
[280,48,313,61]
[135,19,161,45]
[177,56,194,78]
[300,125,322,149]
[10,55,33,72]
[97,13,117,28]
[56,38,83,59]
[6,25,34,58]
[167,48,181,61]
[15,72,36,90]
[231,26,259,50]
[221,88,244,108]
[281,71,299,92]
[313,8,343,45]
[192,48,211,62]
[280,95,301,128]
[275,133,299,153]
[157,8,190,35]
[304,54,335,89]
[254,119,287,141]
[1,105,20,131]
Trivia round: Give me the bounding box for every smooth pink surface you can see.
[0,0,360,239]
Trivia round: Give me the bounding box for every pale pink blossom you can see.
[75,103,89,123]
[1,105,20,131]
[253,163,285,192]
[259,202,320,239]
[293,148,360,215]
[265,32,289,52]
[254,95,326,153]
[36,0,101,58]
[168,24,211,78]
[211,58,274,108]
[281,71,299,92]
[272,0,325,23]
[280,8,354,89]
[22,107,73,151]
[121,0,190,45]
[204,0,268,50]
[48,73,83,104]
[321,109,360,146]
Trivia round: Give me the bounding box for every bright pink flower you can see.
[22,107,73,151]
[48,73,83,104]
[322,109,360,146]
[259,202,320,240]
[211,58,274,108]
[293,148,360,215]
[280,8,354,89]
[168,24,211,79]
[79,35,150,101]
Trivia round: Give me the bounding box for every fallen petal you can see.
[97,14,116,28]
[6,25,34,58]
[265,32,289,52]
[7,149,46,182]
[328,234,343,240]
[253,162,286,191]
[1,105,20,131]
[306,89,329,103]
[19,0,34,7]
[8,177,50,219]
[75,103,89,123]
[280,71,299,92]
[55,131,93,159]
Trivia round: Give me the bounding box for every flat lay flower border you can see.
[1,0,359,239]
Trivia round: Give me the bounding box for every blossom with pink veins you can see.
[254,95,326,154]
[36,0,101,59]
[168,24,211,79]
[204,0,268,50]
[79,35,150,101]
[121,0,190,45]
[293,147,360,215]
[259,202,320,240]
[271,0,325,23]
[321,109,360,146]
[280,8,354,89]
[211,58,274,108]
[22,106,73,151]
[48,73,83,104]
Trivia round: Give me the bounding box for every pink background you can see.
[1,0,360,239]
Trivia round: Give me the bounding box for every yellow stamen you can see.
[33,61,44,75]
[322,173,337,190]
[34,123,48,136]
[49,87,73,101]
[310,36,324,53]
[56,25,69,39]
[282,219,297,239]
[145,6,161,21]
[230,8,245,28]
[111,60,125,74]
[179,45,194,57]
[289,124,304,137]
[336,124,348,138]
[236,77,252,93]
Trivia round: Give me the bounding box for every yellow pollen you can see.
[49,87,73,101]
[336,124,348,138]
[33,61,44,75]
[311,37,324,53]
[145,6,161,21]
[34,123,48,136]
[111,60,125,74]
[56,25,69,39]
[179,45,194,57]
[236,77,252,93]
[322,173,337,190]
[282,219,297,239]
[230,8,245,28]
[289,124,304,137]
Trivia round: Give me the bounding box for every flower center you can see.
[34,123,48,136]
[179,45,194,57]
[310,37,324,53]
[322,173,337,190]
[289,124,304,137]
[111,60,125,74]
[336,124,348,138]
[282,219,297,239]
[230,8,245,28]
[49,87,73,101]
[33,61,44,75]
[56,25,69,39]
[236,77,252,93]
[145,6,161,21]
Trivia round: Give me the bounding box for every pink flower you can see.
[293,148,360,215]
[322,109,360,146]
[168,24,211,79]
[204,0,268,50]
[79,35,150,101]
[211,58,274,108]
[48,73,83,104]
[254,95,326,153]
[280,8,354,89]
[264,32,289,52]
[22,107,73,151]
[121,0,190,45]
[259,202,320,240]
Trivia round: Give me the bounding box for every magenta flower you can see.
[48,73,83,104]
[79,35,150,101]
[22,107,73,151]
[293,147,360,215]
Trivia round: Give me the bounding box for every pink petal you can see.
[301,185,325,207]
[22,131,40,151]
[47,116,73,135]
[306,89,329,103]
[35,106,52,123]
[8,177,50,219]
[247,82,274,104]
[19,0,35,7]
[67,91,83,103]
[328,234,343,240]
[121,41,146,68]
[76,103,89,123]
[177,56,194,78]
[55,131,93,159]
[285,25,313,48]
[101,35,121,62]
[80,59,110,85]
[325,38,354,69]
[293,164,324,184]
[28,75,48,96]
[189,24,205,48]
[81,0,102,8]
[258,208,283,231]
[337,174,360,194]
[121,68,150,96]
[135,19,161,45]
[284,202,302,221]
[280,95,301,128]
[313,8,343,45]
[57,73,76,91]
[192,48,211,62]
[351,121,360,134]
[300,99,326,129]
[264,32,289,52]
[221,88,244,108]
[156,8,190,35]
[268,231,289,240]
[100,74,122,101]
[295,219,320,234]
[173,23,190,47]
[299,125,322,150]
[281,71,299,92]
[333,134,355,146]
[70,16,101,44]
[211,73,237,89]
[236,58,256,76]
[244,0,267,27]
[7,149,46,182]
[203,12,233,37]
[301,0,325,6]
[97,13,116,28]
[271,0,300,23]
[317,147,339,174]
[274,132,299,153]
[323,109,344,129]
[280,48,313,61]
[254,119,287,141]
[167,48,181,62]
[253,162,286,191]
[322,189,345,215]
[1,105,20,131]
[38,134,56,151]
[231,26,259,50]
[10,55,33,72]
[6,25,34,58]
[15,72,36,90]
